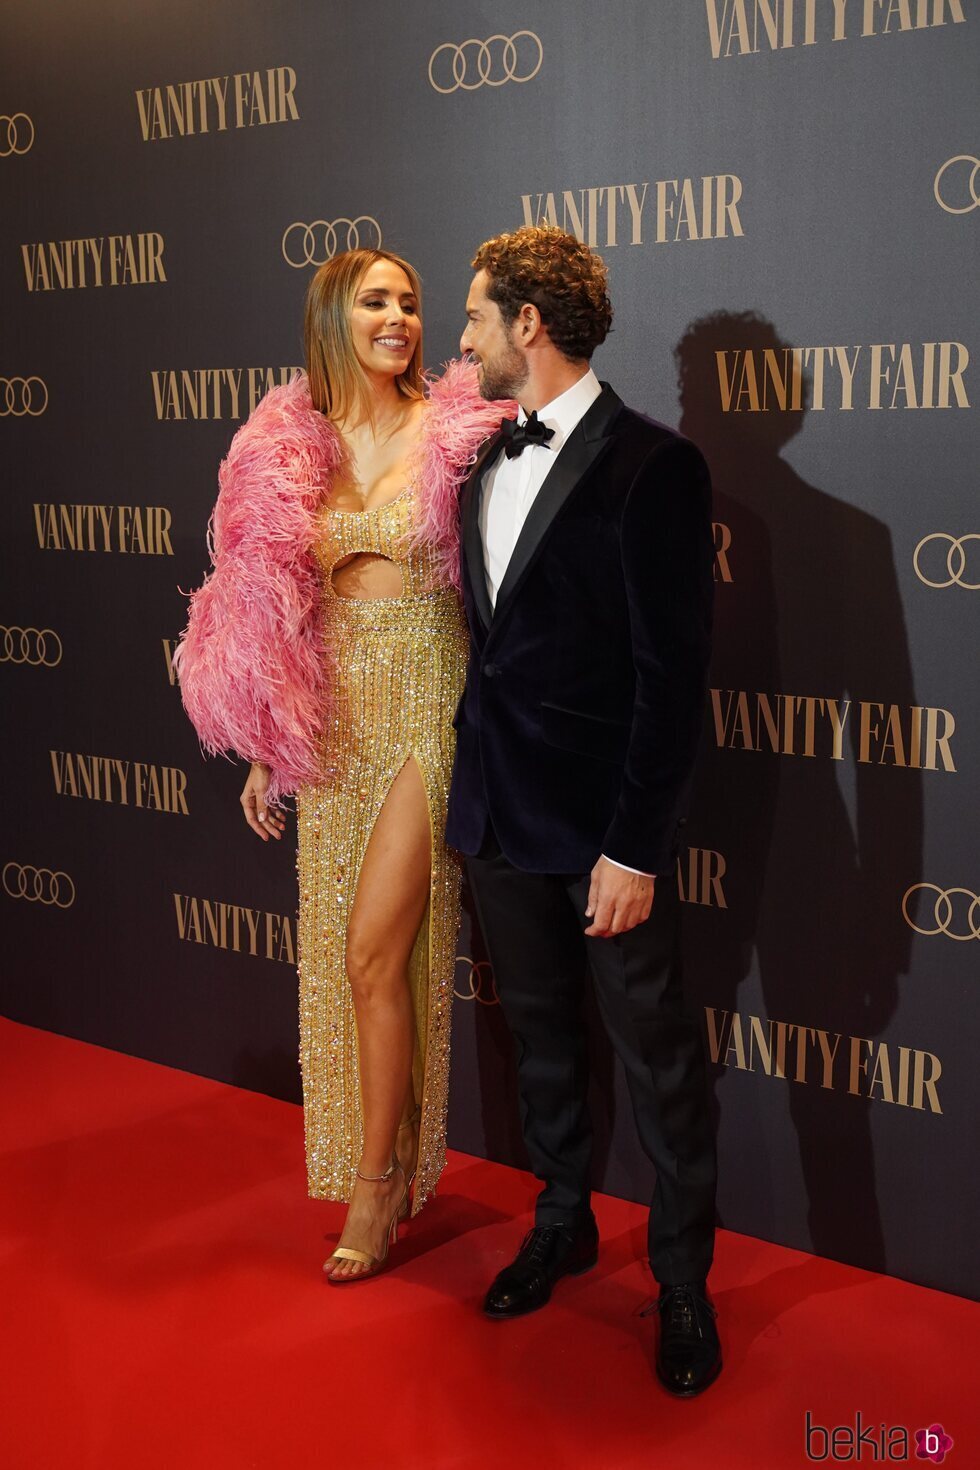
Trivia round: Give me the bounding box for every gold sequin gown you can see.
[295,486,468,1215]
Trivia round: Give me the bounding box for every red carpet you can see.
[0,1017,975,1470]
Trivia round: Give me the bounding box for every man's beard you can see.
[477,342,529,402]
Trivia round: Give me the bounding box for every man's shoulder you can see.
[595,400,711,521]
[614,401,688,454]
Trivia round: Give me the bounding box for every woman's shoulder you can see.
[227,372,341,470]
[423,357,481,411]
[235,370,314,438]
[217,371,346,532]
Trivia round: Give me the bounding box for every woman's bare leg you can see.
[324,757,431,1280]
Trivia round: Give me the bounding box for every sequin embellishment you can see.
[295,489,467,1214]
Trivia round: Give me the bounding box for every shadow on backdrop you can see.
[677,310,923,1274]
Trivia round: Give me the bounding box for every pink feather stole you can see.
[172,359,512,804]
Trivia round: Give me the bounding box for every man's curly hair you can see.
[472,224,612,362]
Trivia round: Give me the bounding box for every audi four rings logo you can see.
[428,32,543,93]
[3,863,75,907]
[281,217,383,268]
[454,957,500,1004]
[913,533,979,590]
[903,884,980,942]
[1,114,34,156]
[0,627,63,666]
[1,377,48,415]
[934,155,980,214]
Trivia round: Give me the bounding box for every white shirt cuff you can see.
[601,853,654,878]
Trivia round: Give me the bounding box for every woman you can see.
[174,249,510,1281]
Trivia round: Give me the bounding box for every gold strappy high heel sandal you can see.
[396,1104,421,1222]
[323,1158,408,1285]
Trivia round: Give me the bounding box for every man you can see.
[447,225,721,1396]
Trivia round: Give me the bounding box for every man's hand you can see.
[584,856,655,938]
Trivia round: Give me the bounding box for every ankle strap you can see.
[397,1105,421,1131]
[355,1158,398,1183]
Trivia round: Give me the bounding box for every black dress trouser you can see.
[466,830,717,1287]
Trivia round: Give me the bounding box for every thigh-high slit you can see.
[295,587,467,1216]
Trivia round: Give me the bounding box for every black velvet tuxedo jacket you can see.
[446,383,714,876]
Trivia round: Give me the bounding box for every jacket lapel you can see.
[491,384,623,626]
[460,427,506,633]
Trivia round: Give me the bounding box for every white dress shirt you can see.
[478,368,651,879]
[480,367,603,606]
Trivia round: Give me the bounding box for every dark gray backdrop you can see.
[3,0,977,1299]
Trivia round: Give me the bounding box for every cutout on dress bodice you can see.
[330,551,405,601]
[315,488,443,602]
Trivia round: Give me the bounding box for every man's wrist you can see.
[601,852,654,879]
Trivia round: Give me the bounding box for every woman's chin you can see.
[362,353,411,379]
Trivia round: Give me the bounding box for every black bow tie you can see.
[501,410,555,459]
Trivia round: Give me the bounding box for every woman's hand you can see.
[240,762,287,841]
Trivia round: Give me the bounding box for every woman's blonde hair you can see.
[302,248,425,425]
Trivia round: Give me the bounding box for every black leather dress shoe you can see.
[484,1218,599,1319]
[650,1281,722,1397]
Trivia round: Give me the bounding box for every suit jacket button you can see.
[484,663,498,678]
